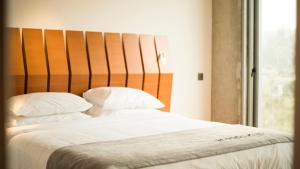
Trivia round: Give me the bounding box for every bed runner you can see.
[46,125,292,169]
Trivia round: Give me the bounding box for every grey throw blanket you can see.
[46,125,292,169]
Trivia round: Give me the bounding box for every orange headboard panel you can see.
[45,30,69,92]
[155,36,173,112]
[7,28,173,111]
[105,33,127,87]
[22,28,48,93]
[123,33,143,90]
[140,35,160,97]
[7,28,25,96]
[66,31,90,95]
[86,32,109,88]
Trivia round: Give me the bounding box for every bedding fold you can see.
[46,125,292,169]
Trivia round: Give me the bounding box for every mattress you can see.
[7,109,293,169]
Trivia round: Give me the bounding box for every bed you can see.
[6,27,293,169]
[7,109,292,169]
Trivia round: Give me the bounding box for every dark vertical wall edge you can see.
[0,0,6,168]
[294,1,300,168]
[252,0,260,127]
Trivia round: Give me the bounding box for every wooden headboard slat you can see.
[123,33,143,89]
[66,31,89,95]
[86,32,109,88]
[45,30,69,92]
[140,35,159,97]
[155,36,173,112]
[8,28,173,111]
[23,28,48,93]
[105,33,127,87]
[155,36,172,73]
[8,28,25,96]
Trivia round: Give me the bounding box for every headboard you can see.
[7,28,173,111]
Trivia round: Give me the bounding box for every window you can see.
[257,0,296,133]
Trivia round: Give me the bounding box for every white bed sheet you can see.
[7,109,293,169]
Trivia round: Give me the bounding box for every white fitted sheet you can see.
[7,109,293,169]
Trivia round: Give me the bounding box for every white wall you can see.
[7,0,212,120]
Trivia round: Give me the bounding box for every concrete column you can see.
[212,0,242,124]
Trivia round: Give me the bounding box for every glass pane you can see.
[258,0,296,133]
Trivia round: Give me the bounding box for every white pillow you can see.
[6,112,91,127]
[8,92,92,117]
[83,87,165,111]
